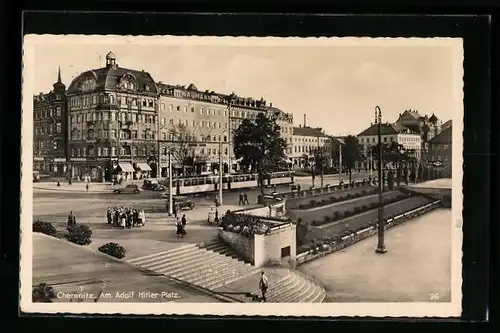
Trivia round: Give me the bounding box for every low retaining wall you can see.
[219,229,255,264]
[296,200,442,265]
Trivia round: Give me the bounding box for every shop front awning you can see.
[118,163,135,173]
[136,162,152,172]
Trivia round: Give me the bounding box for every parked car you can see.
[166,196,195,211]
[143,179,159,190]
[113,184,142,194]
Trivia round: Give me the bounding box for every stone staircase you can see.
[127,243,261,291]
[246,269,326,303]
[198,238,251,263]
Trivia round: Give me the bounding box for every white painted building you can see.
[357,122,422,169]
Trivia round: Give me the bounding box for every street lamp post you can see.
[338,142,343,184]
[219,140,223,206]
[375,105,387,254]
[168,149,173,216]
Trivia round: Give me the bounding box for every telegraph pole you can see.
[375,105,387,254]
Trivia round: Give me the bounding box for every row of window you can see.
[71,129,156,141]
[161,117,227,130]
[35,123,63,135]
[69,146,230,158]
[70,112,156,124]
[35,107,62,119]
[294,136,329,143]
[359,135,421,144]
[34,140,61,150]
[294,146,329,154]
[69,94,156,109]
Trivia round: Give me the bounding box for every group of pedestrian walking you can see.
[238,192,250,205]
[106,207,146,229]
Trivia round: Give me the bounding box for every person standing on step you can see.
[238,192,244,205]
[259,271,269,302]
[243,192,250,205]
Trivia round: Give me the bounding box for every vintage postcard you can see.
[21,35,463,317]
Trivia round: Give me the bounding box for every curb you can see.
[34,187,111,194]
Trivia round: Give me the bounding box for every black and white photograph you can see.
[20,35,463,317]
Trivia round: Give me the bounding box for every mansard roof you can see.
[67,66,158,95]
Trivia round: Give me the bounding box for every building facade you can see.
[290,125,331,168]
[157,82,294,174]
[66,52,159,182]
[357,122,422,169]
[427,126,452,176]
[33,68,68,176]
[394,109,443,158]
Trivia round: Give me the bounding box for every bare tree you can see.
[165,124,196,175]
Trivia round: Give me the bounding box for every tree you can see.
[164,124,196,175]
[233,112,287,194]
[342,135,362,184]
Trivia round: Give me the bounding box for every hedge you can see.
[33,220,56,236]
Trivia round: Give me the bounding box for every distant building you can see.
[394,109,444,157]
[291,120,332,168]
[357,122,422,169]
[427,126,452,176]
[66,52,159,181]
[33,67,68,176]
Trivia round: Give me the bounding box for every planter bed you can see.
[306,195,434,241]
[286,183,375,209]
[292,190,405,224]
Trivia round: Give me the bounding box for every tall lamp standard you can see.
[375,105,387,254]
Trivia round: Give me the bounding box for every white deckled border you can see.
[20,35,464,317]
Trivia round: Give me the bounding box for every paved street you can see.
[298,208,452,302]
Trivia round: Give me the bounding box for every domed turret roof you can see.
[429,113,438,124]
[106,51,116,60]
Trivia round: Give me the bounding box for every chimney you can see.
[270,102,273,107]
[304,114,307,127]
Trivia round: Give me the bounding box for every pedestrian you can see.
[120,212,126,230]
[57,181,61,187]
[85,183,89,192]
[106,207,112,224]
[173,204,178,218]
[259,271,269,302]
[181,214,187,228]
[68,178,72,185]
[215,209,219,225]
[176,217,185,238]
[215,195,220,207]
[243,192,250,205]
[67,211,76,228]
[140,209,146,227]
[238,192,244,205]
[208,207,215,225]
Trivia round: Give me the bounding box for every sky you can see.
[31,38,460,136]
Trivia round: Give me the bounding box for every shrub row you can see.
[310,193,410,227]
[297,188,379,210]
